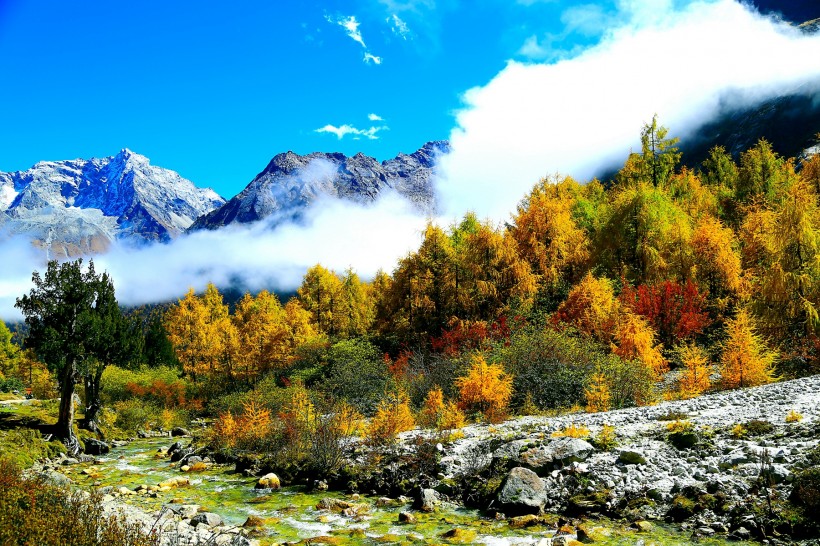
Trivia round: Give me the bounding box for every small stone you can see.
[190,512,223,528]
[171,427,191,437]
[398,511,416,524]
[618,450,647,465]
[255,473,281,489]
[632,520,653,532]
[242,515,264,528]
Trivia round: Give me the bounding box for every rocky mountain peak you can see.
[0,151,225,258]
[190,141,449,232]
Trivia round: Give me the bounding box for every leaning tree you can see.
[15,259,134,454]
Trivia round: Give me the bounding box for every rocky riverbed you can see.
[26,375,820,545]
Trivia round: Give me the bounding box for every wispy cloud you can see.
[363,52,383,65]
[387,14,412,39]
[315,124,387,140]
[326,13,383,65]
[368,113,384,121]
[326,14,367,48]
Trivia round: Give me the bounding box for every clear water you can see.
[67,438,752,546]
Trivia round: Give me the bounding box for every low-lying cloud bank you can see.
[0,193,427,319]
[436,0,820,221]
[3,0,820,320]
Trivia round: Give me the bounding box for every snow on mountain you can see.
[0,149,224,258]
[190,141,449,231]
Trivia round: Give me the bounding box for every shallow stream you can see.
[64,438,752,545]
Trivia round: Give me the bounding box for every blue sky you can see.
[0,0,682,198]
[0,1,814,200]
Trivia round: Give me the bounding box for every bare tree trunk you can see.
[56,360,80,455]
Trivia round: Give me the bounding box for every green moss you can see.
[0,428,65,467]
[743,419,774,437]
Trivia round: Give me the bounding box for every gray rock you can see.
[169,504,201,519]
[37,470,72,488]
[416,488,442,512]
[190,512,223,528]
[83,438,109,455]
[618,449,647,465]
[497,467,547,515]
[171,427,191,437]
[549,437,594,465]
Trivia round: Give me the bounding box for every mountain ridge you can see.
[189,140,449,232]
[0,149,224,258]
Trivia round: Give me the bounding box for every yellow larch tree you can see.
[612,312,668,377]
[584,372,611,413]
[720,309,778,389]
[512,175,590,288]
[455,355,513,423]
[676,343,712,399]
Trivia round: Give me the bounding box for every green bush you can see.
[0,376,25,393]
[494,326,654,411]
[319,339,392,415]
[792,467,820,511]
[0,457,157,546]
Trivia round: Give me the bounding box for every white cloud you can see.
[518,35,551,60]
[363,52,383,65]
[326,14,367,48]
[326,13,383,65]
[368,113,385,121]
[388,14,412,39]
[437,0,820,222]
[0,192,426,320]
[560,4,609,36]
[315,123,387,140]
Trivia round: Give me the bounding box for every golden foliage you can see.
[367,390,415,444]
[786,410,803,423]
[584,372,611,413]
[419,387,465,431]
[455,355,513,423]
[676,344,712,399]
[720,309,778,389]
[612,312,667,377]
[691,215,744,300]
[554,273,618,341]
[552,423,591,439]
[512,175,590,286]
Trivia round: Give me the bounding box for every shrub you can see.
[320,339,392,415]
[584,372,611,413]
[786,410,804,423]
[552,423,591,439]
[419,387,466,432]
[0,376,24,393]
[743,419,774,436]
[500,327,600,411]
[455,355,512,423]
[0,457,158,546]
[730,423,747,439]
[367,390,415,445]
[792,467,820,511]
[593,424,617,450]
[666,419,694,434]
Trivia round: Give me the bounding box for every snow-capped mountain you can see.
[190,141,449,231]
[0,149,224,258]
